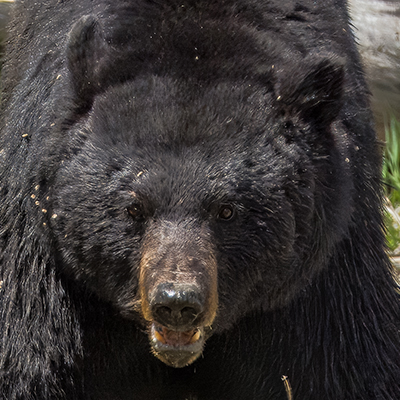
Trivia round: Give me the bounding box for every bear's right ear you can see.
[292,60,344,126]
[278,59,345,127]
[67,15,109,110]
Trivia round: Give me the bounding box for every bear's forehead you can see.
[88,77,282,149]
[109,136,292,212]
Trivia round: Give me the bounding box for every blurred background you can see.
[348,0,400,270]
[0,0,11,69]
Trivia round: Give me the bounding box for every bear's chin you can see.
[149,322,205,368]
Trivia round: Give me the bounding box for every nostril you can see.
[152,301,202,328]
[181,306,198,321]
[154,305,173,322]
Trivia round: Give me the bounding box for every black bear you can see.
[0,1,399,399]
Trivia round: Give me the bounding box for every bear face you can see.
[51,73,343,367]
[1,2,399,398]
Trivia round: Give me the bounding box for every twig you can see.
[281,375,293,400]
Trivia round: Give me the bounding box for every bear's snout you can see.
[138,220,218,367]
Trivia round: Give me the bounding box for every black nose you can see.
[150,283,204,330]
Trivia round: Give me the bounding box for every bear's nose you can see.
[150,283,205,330]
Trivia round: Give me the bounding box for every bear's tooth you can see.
[190,329,201,344]
[154,330,166,344]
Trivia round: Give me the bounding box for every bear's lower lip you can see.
[150,322,205,368]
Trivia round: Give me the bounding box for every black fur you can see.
[0,1,399,399]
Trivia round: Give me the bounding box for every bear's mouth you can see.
[150,321,205,368]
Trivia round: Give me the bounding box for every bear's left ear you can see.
[283,60,345,126]
[67,15,109,109]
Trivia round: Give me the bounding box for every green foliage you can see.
[383,117,400,252]
[384,202,400,252]
[383,118,400,202]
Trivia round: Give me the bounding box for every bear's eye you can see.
[217,204,235,221]
[127,204,144,220]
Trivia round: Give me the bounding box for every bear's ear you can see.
[284,60,345,126]
[67,15,109,109]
